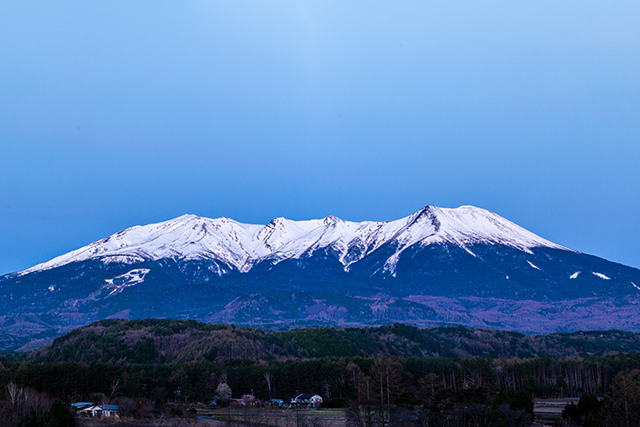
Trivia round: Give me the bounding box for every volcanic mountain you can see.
[1,205,639,351]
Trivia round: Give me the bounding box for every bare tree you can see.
[347,363,371,404]
[264,371,274,400]
[219,371,228,385]
[6,382,22,408]
[345,403,386,427]
[604,369,640,427]
[322,379,331,403]
[108,377,122,401]
[418,373,443,403]
[3,383,60,427]
[371,358,401,406]
[20,387,54,427]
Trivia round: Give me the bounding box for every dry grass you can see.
[75,407,347,427]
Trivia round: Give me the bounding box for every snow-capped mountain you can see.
[22,205,565,275]
[1,205,640,352]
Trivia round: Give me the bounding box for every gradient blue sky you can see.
[1,1,639,275]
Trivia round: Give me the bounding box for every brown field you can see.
[77,407,346,427]
[196,407,346,427]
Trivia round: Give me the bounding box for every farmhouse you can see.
[73,403,120,418]
[288,393,323,409]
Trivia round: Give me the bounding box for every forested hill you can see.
[26,319,640,364]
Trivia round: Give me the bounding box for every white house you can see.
[76,404,120,418]
[288,393,323,409]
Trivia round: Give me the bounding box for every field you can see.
[72,403,569,427]
[198,407,346,427]
[75,407,346,427]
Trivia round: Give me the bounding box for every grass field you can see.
[195,407,346,427]
[76,407,346,427]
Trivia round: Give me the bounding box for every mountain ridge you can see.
[20,205,565,276]
[1,205,639,352]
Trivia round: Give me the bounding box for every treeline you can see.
[0,382,74,427]
[25,318,640,365]
[3,353,640,405]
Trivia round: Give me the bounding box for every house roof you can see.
[77,405,101,412]
[290,393,320,400]
[76,404,119,412]
[71,402,93,407]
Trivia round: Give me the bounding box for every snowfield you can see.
[20,205,568,275]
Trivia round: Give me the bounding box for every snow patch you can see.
[631,282,640,291]
[104,269,150,297]
[570,272,580,279]
[527,260,542,271]
[592,272,611,280]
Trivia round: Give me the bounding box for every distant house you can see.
[288,393,323,409]
[267,398,285,407]
[75,404,119,418]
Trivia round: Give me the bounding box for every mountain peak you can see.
[323,215,340,224]
[18,205,566,276]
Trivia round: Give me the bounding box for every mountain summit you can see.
[1,205,639,352]
[23,206,564,275]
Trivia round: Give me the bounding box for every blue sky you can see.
[1,1,639,275]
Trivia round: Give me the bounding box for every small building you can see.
[75,404,120,418]
[267,398,285,407]
[288,393,323,409]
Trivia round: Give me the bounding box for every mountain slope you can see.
[1,205,640,352]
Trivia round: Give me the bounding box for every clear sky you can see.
[1,1,639,275]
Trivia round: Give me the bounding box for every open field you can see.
[75,408,346,427]
[74,400,592,427]
[534,397,580,414]
[195,407,346,427]
[74,402,577,427]
[532,398,582,426]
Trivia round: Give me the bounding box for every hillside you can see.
[28,318,640,364]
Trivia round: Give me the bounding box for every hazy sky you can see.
[1,1,639,275]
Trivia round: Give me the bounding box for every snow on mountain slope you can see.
[20,206,567,275]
